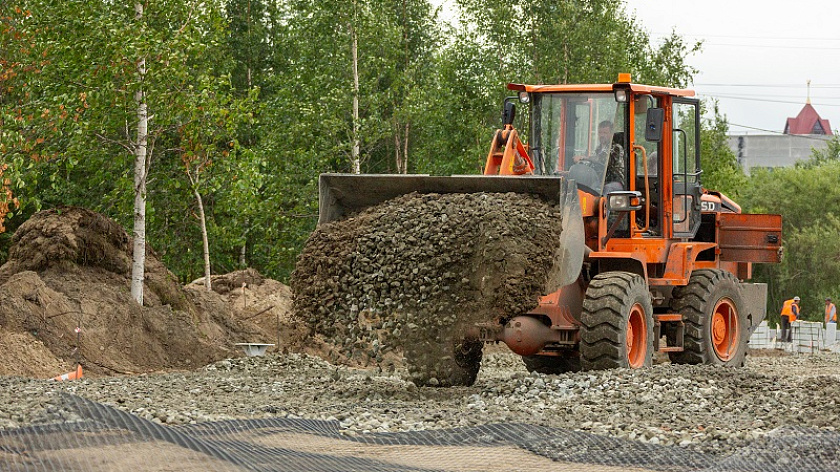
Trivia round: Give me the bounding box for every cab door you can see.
[671,99,702,238]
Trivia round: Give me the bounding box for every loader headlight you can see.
[614,89,629,103]
[608,191,643,212]
[518,91,530,104]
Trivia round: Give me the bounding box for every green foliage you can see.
[699,101,746,197]
[411,29,500,175]
[455,0,700,87]
[1,0,253,281]
[2,0,703,283]
[764,216,840,320]
[741,160,840,321]
[804,134,840,167]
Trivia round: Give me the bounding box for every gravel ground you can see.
[2,348,840,461]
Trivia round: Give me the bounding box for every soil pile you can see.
[292,192,565,386]
[185,269,333,359]
[0,207,290,378]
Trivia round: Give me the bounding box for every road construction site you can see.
[2,348,840,471]
[0,204,839,471]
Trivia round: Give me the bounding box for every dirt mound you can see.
[1,206,130,277]
[185,269,332,359]
[292,192,564,385]
[0,330,72,377]
[0,207,295,378]
[188,268,268,296]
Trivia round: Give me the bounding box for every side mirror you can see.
[645,108,665,142]
[607,191,643,212]
[503,101,516,126]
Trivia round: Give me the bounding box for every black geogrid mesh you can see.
[0,394,838,472]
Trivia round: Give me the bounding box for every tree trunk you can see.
[131,2,148,306]
[394,116,402,173]
[247,0,253,90]
[402,122,409,174]
[395,120,409,174]
[239,220,249,268]
[350,3,361,174]
[400,0,409,174]
[563,42,569,84]
[194,186,212,292]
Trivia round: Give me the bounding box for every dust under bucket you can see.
[235,343,275,357]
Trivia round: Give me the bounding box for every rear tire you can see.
[669,270,747,366]
[580,272,654,370]
[523,354,581,374]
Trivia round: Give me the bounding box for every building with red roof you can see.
[729,96,834,174]
[784,102,832,135]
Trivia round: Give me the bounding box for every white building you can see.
[727,101,834,175]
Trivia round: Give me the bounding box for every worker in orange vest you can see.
[825,298,837,326]
[780,296,800,342]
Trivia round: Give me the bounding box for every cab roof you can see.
[507,82,695,98]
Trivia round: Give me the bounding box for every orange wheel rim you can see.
[711,298,739,361]
[627,303,647,368]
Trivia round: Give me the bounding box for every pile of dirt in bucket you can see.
[292,192,565,386]
[0,207,305,378]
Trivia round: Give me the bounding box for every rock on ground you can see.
[2,348,840,466]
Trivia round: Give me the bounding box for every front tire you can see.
[580,272,654,370]
[669,270,747,366]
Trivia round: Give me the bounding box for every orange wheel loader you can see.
[317,74,782,383]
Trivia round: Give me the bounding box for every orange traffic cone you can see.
[54,364,83,381]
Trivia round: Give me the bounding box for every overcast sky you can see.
[623,0,840,134]
[432,0,840,134]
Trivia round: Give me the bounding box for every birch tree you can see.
[2,0,245,301]
[350,8,361,174]
[131,2,149,304]
[179,83,255,291]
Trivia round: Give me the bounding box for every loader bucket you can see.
[318,173,586,289]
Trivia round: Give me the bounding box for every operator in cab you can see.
[572,120,626,194]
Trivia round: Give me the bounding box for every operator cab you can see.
[520,79,699,237]
[529,91,628,196]
[527,90,662,237]
[515,75,702,241]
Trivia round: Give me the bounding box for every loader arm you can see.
[484,125,535,176]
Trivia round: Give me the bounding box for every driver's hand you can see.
[573,155,585,163]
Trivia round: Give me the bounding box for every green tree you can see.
[225,0,445,278]
[411,29,500,176]
[225,0,273,95]
[805,134,840,167]
[178,83,256,290]
[2,0,706,286]
[742,161,840,320]
[455,0,699,87]
[2,0,250,295]
[700,101,746,197]
[768,217,840,320]
[410,0,701,176]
